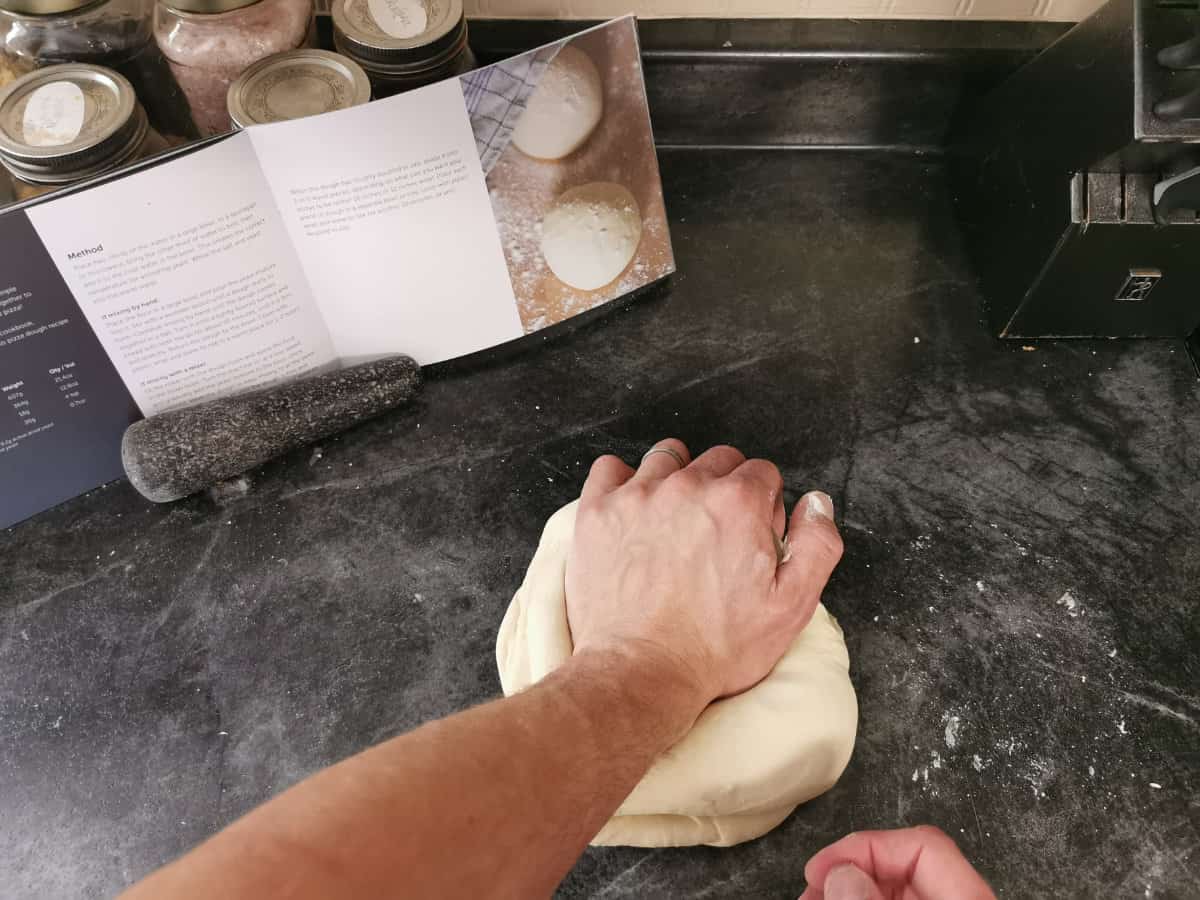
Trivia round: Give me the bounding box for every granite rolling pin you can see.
[122,356,422,503]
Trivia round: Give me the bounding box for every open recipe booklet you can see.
[0,17,674,528]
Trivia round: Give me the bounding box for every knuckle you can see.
[711,444,746,464]
[751,544,777,573]
[665,467,701,491]
[795,516,844,560]
[913,824,954,847]
[821,526,845,561]
[590,454,624,476]
[623,478,652,500]
[746,459,783,495]
[719,475,761,506]
[574,501,605,534]
[748,458,782,480]
[786,524,843,572]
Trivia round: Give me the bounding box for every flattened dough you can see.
[495,500,859,848]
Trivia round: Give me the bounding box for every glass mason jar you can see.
[0,0,194,140]
[0,63,167,201]
[0,163,14,203]
[153,0,315,137]
[227,49,369,129]
[331,0,473,98]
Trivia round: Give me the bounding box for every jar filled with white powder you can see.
[1,0,193,140]
[0,62,167,201]
[153,0,314,137]
[331,0,473,97]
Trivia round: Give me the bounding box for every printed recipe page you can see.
[26,133,337,416]
[247,78,522,366]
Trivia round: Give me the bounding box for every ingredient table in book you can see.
[0,16,674,529]
[0,213,138,528]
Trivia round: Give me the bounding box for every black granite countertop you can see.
[2,149,1197,899]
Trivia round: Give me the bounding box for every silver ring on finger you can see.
[641,446,686,470]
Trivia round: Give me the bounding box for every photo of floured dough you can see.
[495,501,860,849]
[485,20,675,333]
[511,45,603,161]
[541,182,641,291]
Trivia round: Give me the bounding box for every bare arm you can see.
[124,647,704,899]
[123,439,844,899]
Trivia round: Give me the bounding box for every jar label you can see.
[22,82,86,148]
[367,0,428,39]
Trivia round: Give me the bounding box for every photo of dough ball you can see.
[540,182,642,291]
[511,45,603,161]
[483,20,674,333]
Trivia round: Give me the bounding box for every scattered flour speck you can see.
[943,713,962,749]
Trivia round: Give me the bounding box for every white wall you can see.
[467,0,1102,22]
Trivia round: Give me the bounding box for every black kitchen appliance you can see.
[952,0,1200,363]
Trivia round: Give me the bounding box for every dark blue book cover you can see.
[0,211,138,529]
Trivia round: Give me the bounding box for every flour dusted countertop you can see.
[2,151,1197,899]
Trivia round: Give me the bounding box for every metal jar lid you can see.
[332,0,467,77]
[0,0,108,16]
[158,0,264,13]
[0,63,147,185]
[228,50,370,128]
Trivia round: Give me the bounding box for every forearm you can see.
[124,646,705,900]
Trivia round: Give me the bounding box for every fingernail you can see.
[824,864,874,900]
[803,490,835,521]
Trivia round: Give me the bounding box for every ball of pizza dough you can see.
[512,44,603,160]
[496,501,859,848]
[540,182,642,291]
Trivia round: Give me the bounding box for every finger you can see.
[631,438,691,482]
[773,489,786,539]
[730,458,785,529]
[772,491,843,623]
[687,444,746,479]
[823,864,885,900]
[804,827,996,900]
[580,454,635,504]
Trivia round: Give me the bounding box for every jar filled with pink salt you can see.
[153,0,314,136]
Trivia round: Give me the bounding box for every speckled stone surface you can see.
[121,356,421,502]
[1,151,1198,899]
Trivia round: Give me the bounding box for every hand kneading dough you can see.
[495,501,859,848]
[512,45,603,160]
[540,182,642,291]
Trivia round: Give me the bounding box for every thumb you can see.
[774,490,843,622]
[824,863,885,900]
